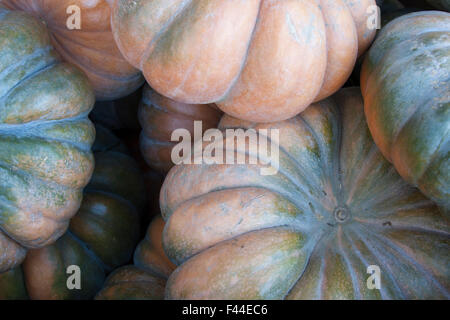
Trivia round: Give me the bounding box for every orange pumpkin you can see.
[110,0,377,122]
[139,85,222,173]
[161,88,449,299]
[2,0,143,100]
[95,215,175,300]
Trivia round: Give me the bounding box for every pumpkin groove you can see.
[1,0,144,100]
[161,87,449,299]
[361,11,450,210]
[110,0,377,122]
[0,126,146,299]
[0,7,96,272]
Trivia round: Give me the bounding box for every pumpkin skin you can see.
[160,87,450,300]
[139,85,222,173]
[110,0,377,123]
[0,126,146,300]
[361,11,450,211]
[95,215,175,300]
[0,268,28,300]
[0,8,95,273]
[2,0,143,100]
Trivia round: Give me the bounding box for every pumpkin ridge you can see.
[0,58,58,108]
[48,33,142,83]
[66,230,109,272]
[336,226,362,299]
[216,0,263,103]
[298,103,343,208]
[283,228,328,300]
[355,219,450,239]
[346,224,407,299]
[0,158,83,193]
[0,46,55,95]
[359,223,450,298]
[138,0,194,72]
[342,227,398,299]
[416,129,449,185]
[344,144,379,205]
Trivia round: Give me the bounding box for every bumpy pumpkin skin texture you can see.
[0,127,146,300]
[2,0,143,100]
[139,85,222,173]
[161,88,450,300]
[110,0,376,123]
[361,12,450,211]
[95,215,175,300]
[0,8,95,273]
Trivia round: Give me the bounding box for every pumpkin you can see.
[109,0,377,122]
[1,0,143,100]
[95,215,175,300]
[0,8,95,273]
[139,85,222,173]
[0,126,146,299]
[361,11,450,211]
[90,86,143,130]
[160,87,450,299]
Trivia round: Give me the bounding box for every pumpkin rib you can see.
[415,129,449,184]
[0,158,82,198]
[0,46,55,91]
[297,109,342,205]
[65,230,109,272]
[49,34,141,83]
[360,224,450,298]
[346,225,407,299]
[283,229,327,300]
[163,188,323,265]
[336,227,363,299]
[216,0,263,103]
[138,0,195,72]
[342,228,401,299]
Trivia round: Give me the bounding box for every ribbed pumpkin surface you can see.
[0,126,146,300]
[95,215,175,300]
[161,88,450,299]
[2,0,143,100]
[0,8,95,273]
[139,85,222,173]
[110,0,376,122]
[361,11,450,211]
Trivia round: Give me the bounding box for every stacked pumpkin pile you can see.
[0,0,448,300]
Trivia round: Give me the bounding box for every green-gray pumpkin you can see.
[0,126,146,300]
[0,7,95,272]
[161,87,450,300]
[361,11,450,211]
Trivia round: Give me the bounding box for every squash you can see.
[95,215,175,300]
[0,126,146,299]
[361,11,450,210]
[109,0,377,122]
[139,85,222,173]
[160,87,450,299]
[0,268,28,300]
[0,8,95,273]
[1,0,143,100]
